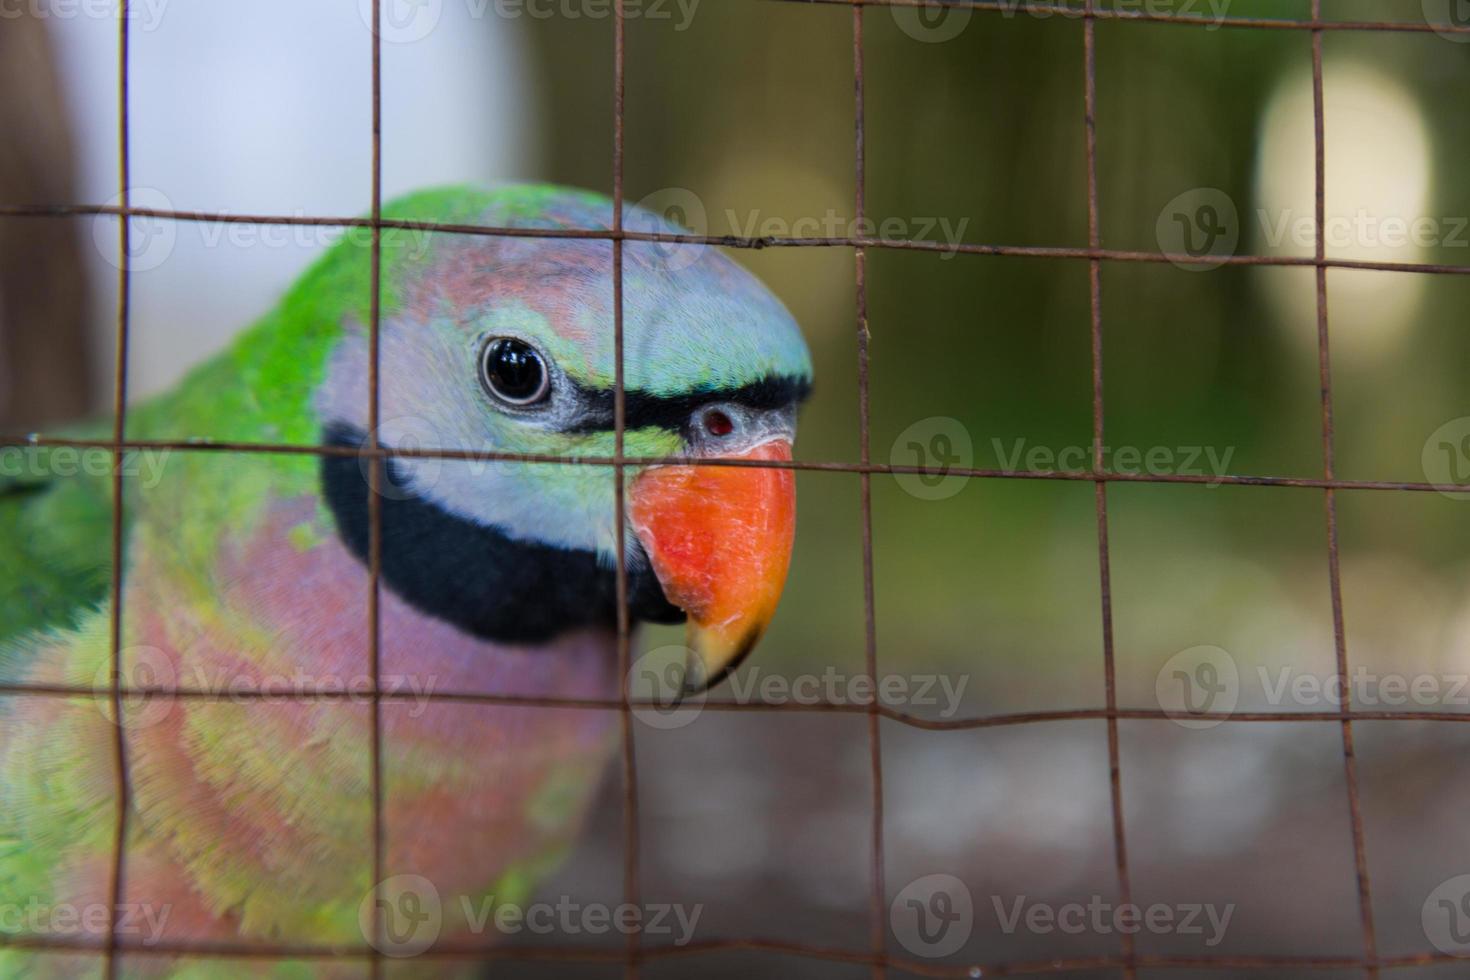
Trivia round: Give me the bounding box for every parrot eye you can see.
[480,337,550,406]
[702,409,735,437]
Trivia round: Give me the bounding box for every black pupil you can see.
[485,340,544,401]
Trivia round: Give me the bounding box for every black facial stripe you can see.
[320,423,684,646]
[565,373,811,434]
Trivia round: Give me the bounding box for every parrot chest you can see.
[112,491,619,946]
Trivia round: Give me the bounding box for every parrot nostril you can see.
[702,410,735,437]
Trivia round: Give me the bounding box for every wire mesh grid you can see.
[4,0,1470,977]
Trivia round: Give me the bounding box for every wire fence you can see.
[4,0,1470,977]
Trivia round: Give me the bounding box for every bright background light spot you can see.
[1254,61,1433,365]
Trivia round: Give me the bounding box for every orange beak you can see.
[628,440,796,693]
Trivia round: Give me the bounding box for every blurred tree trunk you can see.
[0,13,92,431]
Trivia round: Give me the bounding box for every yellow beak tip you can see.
[682,624,764,695]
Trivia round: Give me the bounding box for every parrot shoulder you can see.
[0,443,115,652]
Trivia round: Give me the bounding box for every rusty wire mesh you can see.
[4,0,1470,977]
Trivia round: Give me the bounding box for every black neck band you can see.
[320,423,684,645]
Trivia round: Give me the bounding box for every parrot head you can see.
[311,186,812,692]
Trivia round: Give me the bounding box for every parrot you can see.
[0,185,812,978]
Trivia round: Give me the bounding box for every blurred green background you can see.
[527,0,1470,714]
[519,1,1470,972]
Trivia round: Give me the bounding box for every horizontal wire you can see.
[1,682,1467,731]
[780,0,1470,35]
[4,202,1470,277]
[1,930,1463,974]
[1,432,1463,494]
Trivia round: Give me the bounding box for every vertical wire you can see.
[851,4,886,977]
[1083,6,1135,978]
[610,3,641,979]
[367,0,386,976]
[1309,3,1379,974]
[103,3,134,978]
